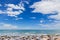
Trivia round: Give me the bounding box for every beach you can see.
[0,30,60,40]
[0,34,60,40]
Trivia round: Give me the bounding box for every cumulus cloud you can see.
[0,3,25,17]
[30,0,60,20]
[6,11,22,16]
[5,4,25,10]
[30,1,57,14]
[0,23,18,29]
[42,0,60,2]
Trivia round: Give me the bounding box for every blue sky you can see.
[0,0,60,30]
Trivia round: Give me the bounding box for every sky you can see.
[0,0,60,30]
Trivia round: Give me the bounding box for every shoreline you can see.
[0,34,60,40]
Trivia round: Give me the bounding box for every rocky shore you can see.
[0,34,60,40]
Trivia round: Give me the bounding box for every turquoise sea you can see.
[0,30,60,36]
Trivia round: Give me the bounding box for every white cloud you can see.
[6,4,25,10]
[7,7,13,11]
[30,1,57,14]
[7,11,22,16]
[0,3,25,17]
[6,3,25,17]
[38,21,60,29]
[0,4,2,6]
[0,10,23,17]
[49,14,60,20]
[0,23,18,29]
[42,0,60,2]
[30,17,36,19]
[40,20,44,23]
[0,10,5,14]
[30,0,60,20]
[15,17,23,20]
[24,1,29,4]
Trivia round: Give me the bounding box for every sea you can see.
[0,30,60,36]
